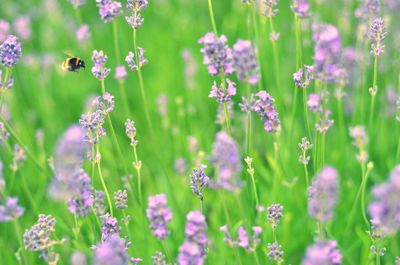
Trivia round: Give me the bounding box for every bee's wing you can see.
[61,49,75,57]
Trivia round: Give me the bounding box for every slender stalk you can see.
[250,2,264,91]
[220,76,232,134]
[246,111,251,155]
[74,8,82,25]
[14,220,27,265]
[268,17,281,90]
[360,163,370,228]
[132,144,143,207]
[96,145,113,216]
[161,240,172,263]
[369,55,378,128]
[207,0,218,35]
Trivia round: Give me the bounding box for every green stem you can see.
[133,29,153,135]
[369,55,378,128]
[268,17,281,90]
[74,8,82,25]
[132,144,143,207]
[360,163,370,228]
[246,111,251,155]
[96,146,113,216]
[14,220,27,265]
[207,0,218,35]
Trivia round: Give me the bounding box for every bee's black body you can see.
[62,57,85,72]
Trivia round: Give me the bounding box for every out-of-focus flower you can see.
[11,144,26,172]
[93,235,130,265]
[0,20,10,42]
[291,0,310,17]
[114,190,128,209]
[253,90,281,133]
[127,0,148,11]
[114,65,127,81]
[298,137,312,165]
[312,23,342,83]
[368,165,400,236]
[92,190,107,215]
[0,197,24,222]
[70,252,86,265]
[152,251,167,265]
[0,121,10,143]
[210,131,242,191]
[220,225,262,252]
[91,50,111,79]
[232,40,259,84]
[24,215,58,257]
[0,68,14,90]
[125,119,138,146]
[349,125,369,164]
[269,32,280,42]
[308,166,339,222]
[190,165,209,201]
[209,79,236,103]
[68,0,86,8]
[125,48,148,71]
[146,194,173,240]
[199,32,233,76]
[307,93,322,113]
[96,0,122,23]
[67,169,92,217]
[178,211,208,264]
[0,35,22,67]
[302,240,342,265]
[239,95,255,113]
[263,0,279,17]
[14,16,31,40]
[175,158,187,175]
[76,24,90,43]
[181,49,197,90]
[315,110,334,134]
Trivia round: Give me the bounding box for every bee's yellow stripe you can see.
[76,58,80,66]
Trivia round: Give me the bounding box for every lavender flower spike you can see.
[24,214,57,252]
[368,165,400,236]
[0,35,22,67]
[190,165,209,201]
[91,50,111,80]
[302,240,342,265]
[114,190,128,209]
[199,32,233,76]
[96,0,122,23]
[0,197,24,222]
[93,235,130,265]
[369,18,387,56]
[125,48,148,71]
[291,0,310,18]
[267,203,283,229]
[232,40,259,84]
[146,194,173,240]
[308,166,339,223]
[253,90,281,133]
[209,79,236,103]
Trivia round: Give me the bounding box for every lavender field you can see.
[0,0,400,264]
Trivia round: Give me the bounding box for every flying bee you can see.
[61,57,85,72]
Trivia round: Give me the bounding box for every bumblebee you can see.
[62,57,85,72]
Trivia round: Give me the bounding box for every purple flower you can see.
[96,0,122,23]
[312,23,342,83]
[267,241,284,262]
[239,95,255,113]
[307,93,322,112]
[101,213,122,242]
[291,0,310,17]
[126,13,144,29]
[349,125,369,163]
[209,79,236,103]
[210,131,242,191]
[232,40,259,84]
[293,65,314,88]
[190,165,209,201]
[302,240,342,265]
[114,65,127,81]
[181,49,197,90]
[146,194,173,240]
[68,0,86,8]
[199,32,233,76]
[178,211,208,264]
[11,144,25,172]
[13,16,31,40]
[0,35,22,67]
[67,169,93,217]
[114,190,128,209]
[91,50,111,79]
[175,158,187,175]
[0,197,24,222]
[152,251,167,265]
[127,0,148,11]
[0,121,10,143]
[125,119,138,146]
[0,20,10,43]
[24,214,56,252]
[125,48,148,71]
[308,166,339,222]
[220,225,262,252]
[369,18,387,56]
[267,203,283,229]
[92,190,107,215]
[70,252,86,265]
[253,90,281,133]
[93,235,129,265]
[76,25,90,43]
[368,165,400,236]
[315,110,334,134]
[263,0,279,17]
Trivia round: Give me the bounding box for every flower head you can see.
[253,90,281,133]
[125,119,138,146]
[263,0,279,17]
[96,0,122,23]
[114,190,128,209]
[369,18,387,56]
[267,203,283,229]
[68,0,86,8]
[76,24,90,43]
[0,197,24,222]
[126,13,144,29]
[267,241,284,262]
[302,240,342,265]
[146,194,173,240]
[14,16,31,40]
[114,65,127,81]
[291,0,310,17]
[368,165,400,236]
[209,79,236,103]
[232,40,259,84]
[190,165,209,201]
[24,214,57,252]
[93,235,129,265]
[91,50,111,79]
[125,48,148,71]
[67,170,93,217]
[0,35,22,67]
[308,167,339,222]
[101,213,122,242]
[294,65,314,88]
[199,32,233,76]
[127,0,148,11]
